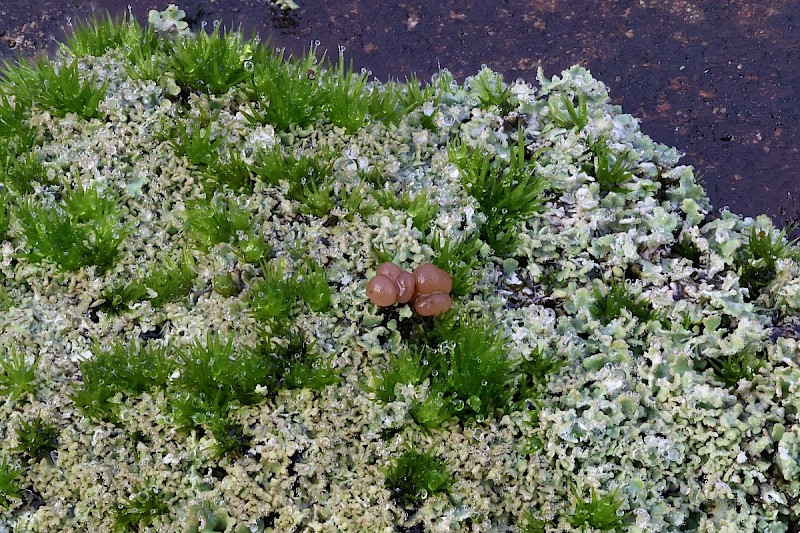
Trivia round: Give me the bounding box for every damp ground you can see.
[1,0,799,229]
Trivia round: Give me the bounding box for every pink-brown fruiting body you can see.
[413,292,452,317]
[366,261,453,316]
[366,274,399,307]
[395,271,417,304]
[376,261,404,281]
[412,263,453,295]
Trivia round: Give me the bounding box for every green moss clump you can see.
[450,129,549,257]
[568,486,630,531]
[14,181,129,272]
[548,92,588,132]
[71,340,176,422]
[0,348,38,401]
[14,417,58,463]
[2,58,107,119]
[166,25,252,95]
[243,46,325,131]
[582,136,635,195]
[384,447,452,507]
[113,486,171,532]
[0,456,22,509]
[102,253,197,312]
[184,194,267,262]
[590,277,655,326]
[736,223,799,298]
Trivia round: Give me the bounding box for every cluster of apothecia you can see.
[366,262,453,317]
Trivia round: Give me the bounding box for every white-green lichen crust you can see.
[0,28,799,533]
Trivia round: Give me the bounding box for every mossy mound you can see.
[0,7,799,532]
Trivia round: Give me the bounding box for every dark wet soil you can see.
[2,1,799,228]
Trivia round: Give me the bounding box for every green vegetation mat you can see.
[1,6,799,532]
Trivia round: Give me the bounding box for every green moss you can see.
[167,114,224,166]
[202,147,256,195]
[166,25,253,95]
[0,147,48,196]
[395,314,555,427]
[13,416,58,463]
[0,89,36,151]
[384,447,452,507]
[0,347,38,401]
[428,231,483,297]
[268,325,339,391]
[548,92,588,132]
[450,129,548,256]
[0,456,22,509]
[252,145,336,217]
[366,345,432,403]
[204,416,252,460]
[366,80,406,126]
[401,72,452,130]
[372,188,438,233]
[169,332,268,428]
[568,486,630,531]
[736,223,799,297]
[113,485,171,532]
[71,340,176,422]
[184,194,267,262]
[295,260,333,313]
[582,137,635,195]
[2,58,107,119]
[243,45,325,131]
[590,277,655,325]
[409,384,454,429]
[63,13,144,59]
[520,511,547,533]
[339,184,379,221]
[470,67,515,115]
[436,316,514,422]
[0,188,10,241]
[14,181,129,272]
[102,252,197,311]
[705,348,766,388]
[321,50,370,134]
[247,257,297,322]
